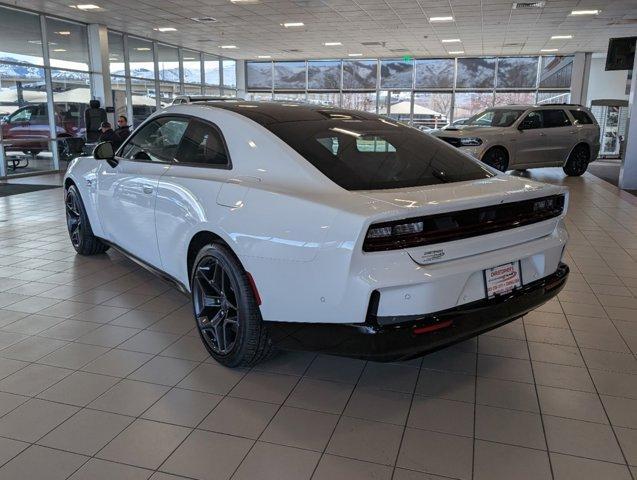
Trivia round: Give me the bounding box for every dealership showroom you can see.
[3,0,637,479]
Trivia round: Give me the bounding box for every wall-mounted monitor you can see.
[605,37,636,71]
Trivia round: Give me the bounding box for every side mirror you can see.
[93,141,118,168]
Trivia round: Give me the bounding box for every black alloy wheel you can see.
[563,144,589,176]
[193,256,240,356]
[64,185,109,255]
[482,147,509,172]
[65,188,82,248]
[190,243,272,367]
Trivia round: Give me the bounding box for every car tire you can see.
[563,144,589,176]
[191,242,272,367]
[482,147,509,172]
[65,185,110,255]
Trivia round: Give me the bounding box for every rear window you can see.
[266,119,494,190]
[570,110,594,125]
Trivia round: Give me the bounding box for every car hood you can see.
[432,125,507,137]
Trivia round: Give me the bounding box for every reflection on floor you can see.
[0,168,636,479]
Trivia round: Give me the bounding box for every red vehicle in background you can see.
[0,101,87,160]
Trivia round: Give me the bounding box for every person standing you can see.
[98,121,119,146]
[115,115,131,143]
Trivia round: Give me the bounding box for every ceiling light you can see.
[219,45,237,49]
[570,9,600,15]
[257,55,271,58]
[71,4,101,10]
[191,17,217,23]
[153,27,177,32]
[448,50,464,55]
[135,47,151,51]
[541,48,559,52]
[429,16,454,22]
[183,57,196,60]
[56,31,71,35]
[324,42,342,46]
[230,0,260,3]
[53,48,67,52]
[551,35,573,39]
[348,53,363,57]
[28,40,43,44]
[441,39,461,43]
[282,22,304,27]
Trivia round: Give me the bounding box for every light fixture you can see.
[541,48,559,52]
[570,9,600,15]
[429,16,454,22]
[551,35,573,40]
[441,39,461,43]
[135,47,151,51]
[183,57,196,60]
[153,27,177,32]
[56,31,71,35]
[348,53,363,57]
[448,50,464,55]
[323,42,342,46]
[70,4,101,10]
[282,22,304,27]
[257,55,271,58]
[219,45,237,49]
[28,40,43,44]
[53,48,67,52]
[230,0,260,3]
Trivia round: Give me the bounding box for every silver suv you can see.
[431,104,600,176]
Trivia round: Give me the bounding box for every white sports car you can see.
[64,101,569,367]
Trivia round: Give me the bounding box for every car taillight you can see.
[363,194,565,253]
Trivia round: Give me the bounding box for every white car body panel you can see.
[64,102,569,329]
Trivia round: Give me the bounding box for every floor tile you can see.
[312,454,392,480]
[68,458,152,480]
[38,409,134,455]
[304,354,365,384]
[0,363,71,396]
[88,379,170,416]
[231,442,319,480]
[160,429,253,479]
[97,419,191,470]
[141,387,222,427]
[476,376,539,412]
[261,405,339,451]
[473,440,551,480]
[358,363,419,393]
[128,355,198,386]
[327,416,403,465]
[0,437,29,466]
[477,355,533,383]
[119,330,180,355]
[284,377,353,414]
[0,398,78,442]
[415,369,475,403]
[38,342,109,369]
[408,396,474,437]
[229,371,299,404]
[551,453,632,480]
[475,404,546,449]
[538,385,608,423]
[615,426,637,466]
[601,395,637,429]
[0,335,67,362]
[177,363,246,395]
[76,324,140,347]
[199,396,278,438]
[0,445,86,480]
[544,415,625,463]
[39,318,100,341]
[82,348,153,377]
[397,427,473,479]
[38,371,119,406]
[344,386,411,425]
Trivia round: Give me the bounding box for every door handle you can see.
[142,185,154,194]
[539,132,546,136]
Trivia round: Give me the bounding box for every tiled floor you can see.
[0,168,636,480]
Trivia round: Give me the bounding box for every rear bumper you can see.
[265,262,569,362]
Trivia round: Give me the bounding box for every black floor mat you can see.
[0,184,61,197]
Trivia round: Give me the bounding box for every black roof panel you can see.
[199,101,377,126]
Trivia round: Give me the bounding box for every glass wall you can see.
[246,55,574,125]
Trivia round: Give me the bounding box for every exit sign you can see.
[402,55,413,61]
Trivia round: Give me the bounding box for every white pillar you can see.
[236,60,246,98]
[87,24,113,121]
[619,58,637,190]
[571,52,592,105]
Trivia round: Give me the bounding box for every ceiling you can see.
[7,0,637,60]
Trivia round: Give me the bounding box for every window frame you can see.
[174,117,233,170]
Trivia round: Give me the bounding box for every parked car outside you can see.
[1,101,87,159]
[441,118,469,129]
[431,104,601,176]
[64,101,569,367]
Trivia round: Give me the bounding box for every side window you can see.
[10,106,35,123]
[175,120,230,167]
[542,109,572,128]
[569,110,594,125]
[120,116,189,163]
[519,110,543,130]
